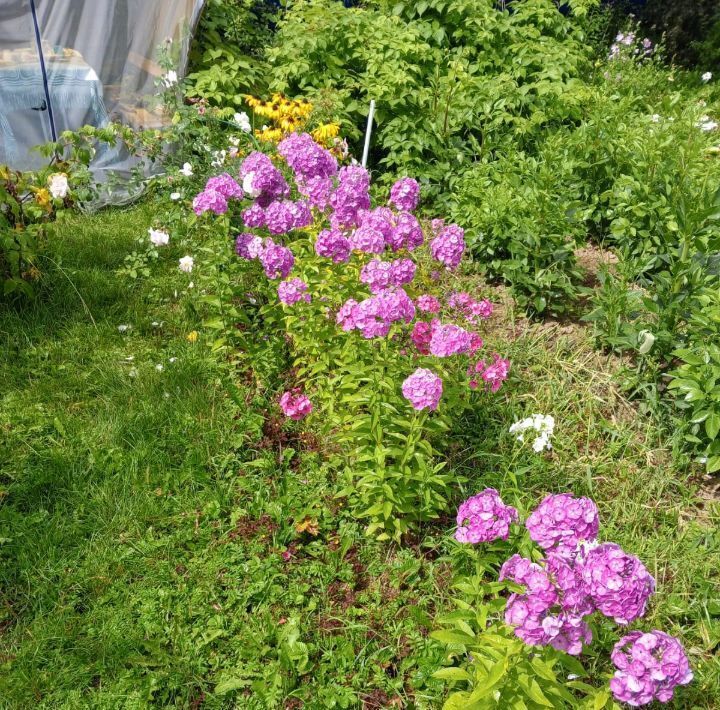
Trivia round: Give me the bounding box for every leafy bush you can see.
[186,0,277,106]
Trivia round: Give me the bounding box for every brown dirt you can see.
[575,244,619,286]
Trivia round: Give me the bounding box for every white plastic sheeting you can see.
[0,0,204,186]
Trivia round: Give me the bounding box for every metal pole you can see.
[361,99,375,168]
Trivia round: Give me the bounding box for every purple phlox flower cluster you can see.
[205,173,244,200]
[264,199,313,235]
[300,175,334,211]
[315,229,352,263]
[389,177,420,212]
[240,152,289,206]
[243,203,266,228]
[330,165,371,229]
[582,543,655,625]
[500,554,592,656]
[337,288,415,339]
[469,354,510,392]
[411,321,432,355]
[360,259,393,293]
[350,225,386,254]
[430,218,445,234]
[361,258,416,293]
[259,238,295,279]
[193,188,227,216]
[387,212,424,252]
[429,321,472,357]
[455,488,518,544]
[448,291,494,323]
[389,258,416,287]
[279,390,313,420]
[278,278,311,305]
[401,367,443,411]
[610,631,692,707]
[430,224,465,270]
[416,295,441,314]
[525,494,600,559]
[277,132,338,184]
[235,232,264,260]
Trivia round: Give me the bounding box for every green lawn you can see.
[1,205,718,708]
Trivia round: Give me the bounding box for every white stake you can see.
[361,99,376,168]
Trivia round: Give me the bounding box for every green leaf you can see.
[432,667,473,682]
[705,413,720,441]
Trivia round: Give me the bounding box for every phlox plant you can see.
[432,489,692,708]
[186,130,510,540]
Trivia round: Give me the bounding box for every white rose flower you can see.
[48,173,69,199]
[179,255,194,273]
[179,162,193,177]
[234,111,252,133]
[148,228,169,247]
[702,72,713,83]
[162,70,178,88]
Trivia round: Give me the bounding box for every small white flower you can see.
[162,70,178,88]
[148,228,169,247]
[118,324,131,333]
[702,72,713,83]
[650,114,661,123]
[187,281,194,289]
[179,162,193,177]
[211,149,227,168]
[129,367,139,378]
[698,99,708,107]
[169,357,177,363]
[229,135,241,147]
[170,192,181,201]
[155,364,164,372]
[698,117,719,132]
[234,111,252,133]
[179,255,194,273]
[48,173,69,199]
[509,414,555,452]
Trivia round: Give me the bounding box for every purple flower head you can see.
[471,355,510,392]
[402,367,443,411]
[193,189,228,216]
[235,232,263,260]
[278,132,337,182]
[315,229,351,263]
[279,390,313,420]
[389,177,420,212]
[389,258,416,287]
[416,295,441,314]
[265,200,297,235]
[350,225,386,254]
[500,554,593,656]
[525,494,600,559]
[455,488,518,544]
[289,200,313,229]
[205,173,244,200]
[411,321,432,355]
[336,299,359,331]
[240,152,289,206]
[278,278,311,305]
[243,203,266,229]
[582,543,655,625]
[330,165,371,229]
[300,175,333,211]
[259,238,294,279]
[430,224,465,270]
[388,212,424,252]
[360,259,393,293]
[610,631,692,706]
[429,321,472,357]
